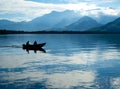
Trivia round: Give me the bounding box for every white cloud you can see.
[101,7,120,16]
[0,0,120,21]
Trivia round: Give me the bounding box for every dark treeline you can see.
[0,29,26,34]
[1,29,120,34]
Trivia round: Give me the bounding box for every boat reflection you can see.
[23,47,46,53]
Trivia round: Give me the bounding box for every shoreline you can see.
[0,30,120,34]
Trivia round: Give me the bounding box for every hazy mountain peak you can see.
[0,19,15,23]
[79,16,97,22]
[88,17,120,32]
[0,10,119,31]
[113,17,120,23]
[67,16,101,31]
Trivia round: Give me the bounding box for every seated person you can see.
[34,41,37,45]
[26,41,29,45]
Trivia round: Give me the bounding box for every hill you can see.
[66,16,101,31]
[88,17,120,32]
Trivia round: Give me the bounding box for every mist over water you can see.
[0,34,120,89]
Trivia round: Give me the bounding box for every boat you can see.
[22,42,46,50]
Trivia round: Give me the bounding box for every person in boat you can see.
[34,41,37,45]
[26,41,29,46]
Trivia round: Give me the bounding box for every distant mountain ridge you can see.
[0,10,80,31]
[27,10,80,30]
[0,20,27,30]
[88,17,120,32]
[0,10,119,31]
[66,16,101,31]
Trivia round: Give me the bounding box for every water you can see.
[0,34,120,89]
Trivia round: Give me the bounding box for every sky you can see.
[0,0,120,22]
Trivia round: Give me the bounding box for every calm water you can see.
[0,34,120,89]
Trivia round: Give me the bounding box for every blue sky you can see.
[0,0,120,22]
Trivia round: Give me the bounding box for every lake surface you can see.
[0,34,120,89]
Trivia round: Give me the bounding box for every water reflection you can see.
[0,34,120,89]
[23,48,46,53]
[0,70,96,89]
[111,77,120,89]
[0,48,120,88]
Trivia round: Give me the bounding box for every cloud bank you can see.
[0,0,120,21]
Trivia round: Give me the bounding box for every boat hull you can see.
[22,43,46,50]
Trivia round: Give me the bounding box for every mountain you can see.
[27,10,80,30]
[0,20,16,30]
[0,20,28,30]
[66,16,101,31]
[94,15,119,24]
[88,17,120,32]
[0,10,80,31]
[0,10,119,31]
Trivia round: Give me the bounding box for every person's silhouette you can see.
[34,41,37,45]
[26,41,29,45]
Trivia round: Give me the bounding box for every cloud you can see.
[25,0,90,4]
[0,0,120,21]
[26,0,116,4]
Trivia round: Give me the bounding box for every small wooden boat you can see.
[22,43,46,50]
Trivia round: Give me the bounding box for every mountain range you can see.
[0,10,119,32]
[0,10,80,31]
[88,17,120,32]
[66,16,101,31]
